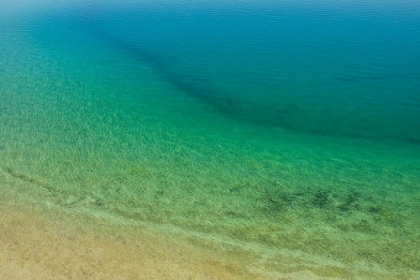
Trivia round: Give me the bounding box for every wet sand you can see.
[0,169,345,280]
[3,175,417,280]
[0,192,250,279]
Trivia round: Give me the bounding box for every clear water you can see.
[1,0,420,277]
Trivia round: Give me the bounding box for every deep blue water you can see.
[67,1,420,141]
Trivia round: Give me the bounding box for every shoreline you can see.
[0,190,252,279]
[1,177,418,279]
[1,152,419,279]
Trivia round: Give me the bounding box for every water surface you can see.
[1,0,420,278]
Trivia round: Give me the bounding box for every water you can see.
[1,0,420,278]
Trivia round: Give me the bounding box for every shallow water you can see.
[1,0,420,278]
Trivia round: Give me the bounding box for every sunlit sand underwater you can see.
[1,0,420,278]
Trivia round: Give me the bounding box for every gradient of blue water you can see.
[51,1,420,142]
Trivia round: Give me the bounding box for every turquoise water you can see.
[1,0,420,277]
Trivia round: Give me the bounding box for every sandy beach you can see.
[0,167,352,280]
[0,191,252,280]
[2,171,416,280]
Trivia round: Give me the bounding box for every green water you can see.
[1,1,420,278]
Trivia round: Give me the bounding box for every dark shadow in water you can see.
[86,22,296,128]
[78,15,420,143]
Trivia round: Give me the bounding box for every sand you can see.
[0,192,251,280]
[2,164,420,280]
[0,167,352,280]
